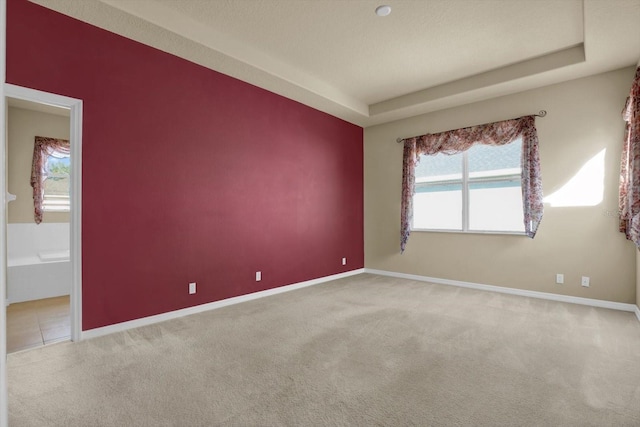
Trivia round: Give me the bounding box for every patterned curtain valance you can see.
[619,66,640,246]
[400,115,544,253]
[31,136,70,224]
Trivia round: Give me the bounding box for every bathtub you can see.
[7,223,71,304]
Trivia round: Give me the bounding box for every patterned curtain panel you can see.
[619,66,640,246]
[400,116,543,253]
[31,136,70,224]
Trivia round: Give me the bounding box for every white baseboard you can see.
[635,305,640,323]
[82,268,365,340]
[364,268,638,314]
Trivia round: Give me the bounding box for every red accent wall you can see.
[7,0,364,330]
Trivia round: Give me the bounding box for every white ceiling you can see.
[30,0,640,127]
[7,98,70,117]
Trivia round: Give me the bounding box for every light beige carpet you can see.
[8,273,640,426]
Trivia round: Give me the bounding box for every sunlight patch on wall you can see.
[544,149,606,207]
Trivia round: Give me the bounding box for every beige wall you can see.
[637,251,640,307]
[8,107,70,224]
[365,66,638,304]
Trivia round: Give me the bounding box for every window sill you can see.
[43,209,70,213]
[411,228,527,237]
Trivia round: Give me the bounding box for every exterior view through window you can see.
[413,138,524,233]
[42,150,70,212]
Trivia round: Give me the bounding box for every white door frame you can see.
[1,0,8,425]
[4,83,83,343]
[1,84,83,427]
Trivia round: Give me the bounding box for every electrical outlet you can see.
[189,282,196,294]
[342,257,347,266]
[555,274,564,284]
[256,271,261,281]
[581,276,590,287]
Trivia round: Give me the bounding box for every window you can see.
[42,150,70,212]
[31,136,70,224]
[400,115,543,252]
[412,139,525,233]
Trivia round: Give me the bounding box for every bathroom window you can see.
[42,151,70,212]
[31,136,70,223]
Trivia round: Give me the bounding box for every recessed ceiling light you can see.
[375,5,391,17]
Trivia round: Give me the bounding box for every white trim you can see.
[364,269,638,313]
[69,96,83,343]
[411,228,527,236]
[462,149,469,231]
[82,268,364,340]
[4,84,81,110]
[635,305,640,323]
[3,84,83,342]
[0,0,7,423]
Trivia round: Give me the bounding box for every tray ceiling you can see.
[29,0,640,126]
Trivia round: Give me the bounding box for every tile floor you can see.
[6,295,70,353]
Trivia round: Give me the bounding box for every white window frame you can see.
[412,148,526,235]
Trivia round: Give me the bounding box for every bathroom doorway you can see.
[3,84,83,350]
[6,98,71,352]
